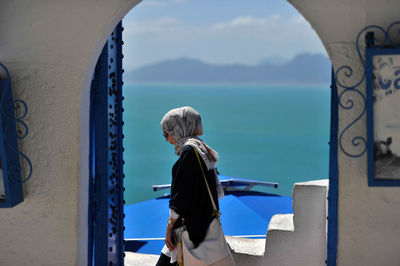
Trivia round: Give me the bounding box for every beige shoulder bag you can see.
[177,149,235,266]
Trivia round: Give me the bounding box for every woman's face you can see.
[166,134,176,146]
[163,130,177,146]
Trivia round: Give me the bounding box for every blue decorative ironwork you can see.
[336,22,400,158]
[0,63,32,208]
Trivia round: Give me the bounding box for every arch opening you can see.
[120,1,334,265]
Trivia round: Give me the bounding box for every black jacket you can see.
[169,145,219,247]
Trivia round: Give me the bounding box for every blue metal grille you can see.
[89,22,125,265]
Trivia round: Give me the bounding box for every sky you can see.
[123,0,327,71]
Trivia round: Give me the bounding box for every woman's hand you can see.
[165,217,176,251]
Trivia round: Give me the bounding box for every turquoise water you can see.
[123,83,330,205]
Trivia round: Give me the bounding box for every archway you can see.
[79,1,336,264]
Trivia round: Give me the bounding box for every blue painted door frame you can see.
[89,22,125,266]
[327,68,339,266]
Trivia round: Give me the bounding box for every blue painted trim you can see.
[366,47,400,186]
[0,78,23,207]
[90,41,110,265]
[88,78,94,266]
[116,22,126,265]
[107,22,125,265]
[88,22,125,266]
[327,68,339,266]
[0,63,32,208]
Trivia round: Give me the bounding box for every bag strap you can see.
[193,148,220,217]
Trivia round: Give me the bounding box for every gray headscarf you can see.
[161,106,223,197]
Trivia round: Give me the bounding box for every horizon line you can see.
[127,52,329,71]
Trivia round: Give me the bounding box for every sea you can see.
[122,83,331,205]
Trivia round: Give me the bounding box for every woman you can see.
[156,106,224,266]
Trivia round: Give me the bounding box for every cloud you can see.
[124,17,182,35]
[126,14,316,41]
[211,15,282,30]
[209,15,317,41]
[139,0,187,7]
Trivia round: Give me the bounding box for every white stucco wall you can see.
[2,0,400,265]
[230,180,328,266]
[0,1,140,265]
[288,0,400,265]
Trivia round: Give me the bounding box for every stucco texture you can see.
[0,1,140,265]
[289,0,400,265]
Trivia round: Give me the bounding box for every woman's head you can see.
[161,106,203,143]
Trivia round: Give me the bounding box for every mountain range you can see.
[125,53,331,84]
